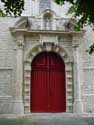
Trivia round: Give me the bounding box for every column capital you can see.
[16,35,24,48]
[72,33,84,48]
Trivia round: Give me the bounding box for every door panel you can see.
[49,71,66,112]
[31,70,49,112]
[30,52,66,112]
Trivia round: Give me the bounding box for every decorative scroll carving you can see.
[56,18,76,31]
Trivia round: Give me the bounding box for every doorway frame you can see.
[24,43,73,113]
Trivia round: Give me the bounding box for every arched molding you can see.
[14,17,28,29]
[38,9,58,19]
[24,43,73,113]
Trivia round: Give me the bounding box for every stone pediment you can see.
[12,16,77,32]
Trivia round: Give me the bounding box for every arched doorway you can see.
[30,51,66,112]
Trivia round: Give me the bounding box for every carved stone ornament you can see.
[16,36,24,48]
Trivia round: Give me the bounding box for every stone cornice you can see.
[10,27,85,36]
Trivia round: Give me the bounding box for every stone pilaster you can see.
[13,35,24,114]
[72,34,83,113]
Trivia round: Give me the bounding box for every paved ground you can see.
[0,113,94,125]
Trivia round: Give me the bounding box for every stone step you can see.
[0,113,94,125]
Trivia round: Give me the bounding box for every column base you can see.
[73,100,84,113]
[13,101,24,115]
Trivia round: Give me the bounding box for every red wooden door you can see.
[30,52,66,112]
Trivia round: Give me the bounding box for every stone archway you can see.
[10,15,84,114]
[24,43,73,113]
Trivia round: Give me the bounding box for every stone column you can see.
[13,35,24,114]
[72,35,83,113]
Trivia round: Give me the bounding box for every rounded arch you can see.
[24,43,73,113]
[24,43,70,64]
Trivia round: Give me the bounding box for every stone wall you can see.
[79,28,94,112]
[0,17,18,114]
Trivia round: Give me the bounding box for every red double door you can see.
[30,52,66,112]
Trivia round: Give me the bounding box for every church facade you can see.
[0,0,94,115]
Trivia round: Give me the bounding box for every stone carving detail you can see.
[56,18,76,31]
[34,19,41,29]
[15,17,76,31]
[56,19,65,30]
[17,40,24,48]
[16,35,24,48]
[15,15,76,32]
[26,18,41,30]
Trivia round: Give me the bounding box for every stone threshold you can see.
[0,113,94,125]
[0,113,94,118]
